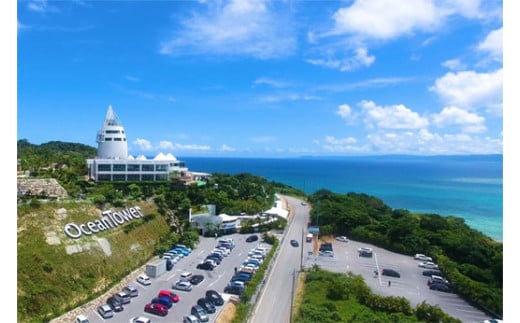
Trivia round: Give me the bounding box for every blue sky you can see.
[16,0,505,158]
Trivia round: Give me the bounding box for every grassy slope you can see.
[17,200,168,322]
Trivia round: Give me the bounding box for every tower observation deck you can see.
[96,105,128,159]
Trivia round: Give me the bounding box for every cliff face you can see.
[17,178,69,199]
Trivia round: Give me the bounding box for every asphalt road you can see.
[249,195,310,323]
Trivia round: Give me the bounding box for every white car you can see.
[173,280,193,291]
[75,314,90,323]
[418,261,439,269]
[335,236,349,242]
[414,254,433,261]
[180,271,193,281]
[129,316,152,323]
[136,274,151,286]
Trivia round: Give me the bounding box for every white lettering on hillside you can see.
[63,206,144,239]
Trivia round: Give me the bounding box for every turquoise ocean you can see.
[181,155,503,241]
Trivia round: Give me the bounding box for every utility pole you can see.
[290,268,296,323]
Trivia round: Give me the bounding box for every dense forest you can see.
[307,189,503,317]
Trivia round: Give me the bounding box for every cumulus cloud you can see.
[331,0,440,40]
[442,59,466,71]
[133,138,153,151]
[429,69,502,114]
[159,141,174,149]
[336,104,352,120]
[477,27,502,62]
[360,100,429,129]
[320,136,368,153]
[159,0,296,59]
[432,106,486,133]
[253,77,291,88]
[366,129,501,154]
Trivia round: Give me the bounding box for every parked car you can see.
[158,290,180,303]
[319,250,334,257]
[319,242,333,251]
[429,282,452,293]
[206,289,224,306]
[189,274,205,285]
[335,236,349,242]
[151,296,173,309]
[183,314,201,323]
[290,239,299,247]
[97,304,114,319]
[191,305,209,322]
[246,235,258,242]
[173,280,193,291]
[136,274,151,286]
[197,261,215,271]
[114,291,131,304]
[107,296,124,312]
[418,261,439,269]
[358,247,373,257]
[123,285,139,297]
[224,284,244,295]
[166,259,174,271]
[422,270,443,277]
[205,254,222,265]
[144,303,168,316]
[197,297,216,314]
[381,268,401,278]
[129,316,152,323]
[427,275,449,286]
[414,254,433,261]
[75,314,90,323]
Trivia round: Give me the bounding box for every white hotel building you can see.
[86,105,192,182]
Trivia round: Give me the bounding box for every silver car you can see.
[173,280,193,291]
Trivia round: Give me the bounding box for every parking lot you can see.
[302,237,494,323]
[73,233,271,323]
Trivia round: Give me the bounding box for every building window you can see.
[98,164,111,171]
[105,137,112,141]
[113,164,126,171]
[142,174,154,181]
[156,174,169,180]
[156,164,168,172]
[142,164,154,172]
[114,138,122,141]
[98,174,111,181]
[127,174,140,181]
[106,130,120,134]
[127,164,140,172]
[113,174,126,181]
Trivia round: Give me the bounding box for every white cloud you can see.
[442,59,466,71]
[360,100,429,129]
[159,141,174,150]
[366,129,501,154]
[331,0,440,40]
[429,69,502,114]
[133,138,153,151]
[220,144,236,152]
[253,77,291,88]
[432,106,486,133]
[159,0,296,59]
[325,135,357,145]
[336,104,352,120]
[305,47,375,72]
[477,27,502,62]
[27,0,48,12]
[174,143,211,151]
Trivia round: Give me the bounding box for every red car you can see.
[158,290,180,303]
[144,303,168,316]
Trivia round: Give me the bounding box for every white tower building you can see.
[96,105,128,159]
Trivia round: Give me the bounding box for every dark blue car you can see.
[151,296,173,309]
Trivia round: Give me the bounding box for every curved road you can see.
[249,195,309,323]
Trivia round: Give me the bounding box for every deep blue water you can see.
[181,155,503,241]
